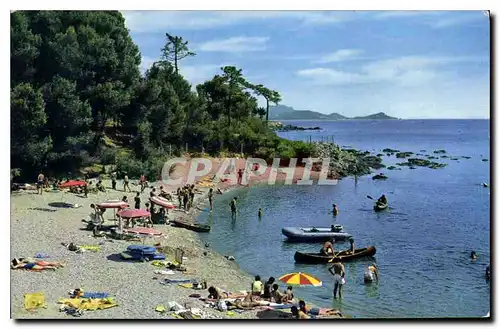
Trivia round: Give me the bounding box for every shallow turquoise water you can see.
[197,120,490,318]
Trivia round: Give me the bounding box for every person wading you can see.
[230,197,238,219]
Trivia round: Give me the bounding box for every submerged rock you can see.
[397,158,448,169]
[372,174,388,180]
[433,149,447,154]
[396,152,414,158]
[382,148,400,153]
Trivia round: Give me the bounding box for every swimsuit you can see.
[24,263,36,270]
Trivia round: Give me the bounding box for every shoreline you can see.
[11,160,339,319]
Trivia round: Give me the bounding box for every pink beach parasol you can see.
[117,209,151,218]
[97,200,129,209]
[150,196,176,209]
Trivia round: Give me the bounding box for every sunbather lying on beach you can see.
[206,287,247,302]
[226,293,263,310]
[11,258,65,271]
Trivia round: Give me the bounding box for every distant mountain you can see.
[269,105,397,120]
[352,112,398,120]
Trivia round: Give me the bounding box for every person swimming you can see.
[471,251,477,260]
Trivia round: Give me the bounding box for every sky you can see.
[122,10,490,119]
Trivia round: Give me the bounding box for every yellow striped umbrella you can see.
[278,272,322,287]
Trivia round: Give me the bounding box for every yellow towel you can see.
[24,292,47,310]
[178,283,193,289]
[79,245,100,252]
[58,297,118,311]
[155,304,166,313]
[151,260,167,267]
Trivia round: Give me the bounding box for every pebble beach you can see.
[11,159,338,320]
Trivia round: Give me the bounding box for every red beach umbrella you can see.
[59,180,87,188]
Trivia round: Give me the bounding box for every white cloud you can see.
[140,56,158,74]
[122,11,355,33]
[179,64,225,86]
[315,49,364,63]
[428,13,486,28]
[298,55,487,87]
[197,36,269,53]
[374,10,485,28]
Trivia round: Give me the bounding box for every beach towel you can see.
[151,260,168,267]
[34,253,50,259]
[24,292,47,311]
[155,304,166,313]
[58,297,118,311]
[161,279,195,285]
[154,270,175,275]
[81,292,110,299]
[79,245,101,252]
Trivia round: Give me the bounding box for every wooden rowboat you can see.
[171,219,211,233]
[294,246,376,264]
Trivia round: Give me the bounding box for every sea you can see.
[196,119,491,318]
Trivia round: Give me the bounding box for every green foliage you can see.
[10,12,359,180]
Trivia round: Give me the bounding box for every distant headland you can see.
[269,105,399,120]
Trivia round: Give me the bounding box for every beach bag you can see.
[217,301,227,312]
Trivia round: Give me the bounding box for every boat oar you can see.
[367,195,374,200]
[328,251,343,263]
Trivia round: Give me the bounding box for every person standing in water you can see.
[230,197,237,219]
[328,261,345,299]
[332,204,339,216]
[364,264,378,283]
[208,188,214,212]
[349,238,355,254]
[258,207,263,219]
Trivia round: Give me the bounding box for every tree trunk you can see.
[265,98,270,124]
[174,50,178,74]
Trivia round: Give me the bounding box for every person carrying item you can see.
[364,263,379,283]
[328,261,345,299]
[123,174,131,192]
[230,197,238,219]
[252,275,263,296]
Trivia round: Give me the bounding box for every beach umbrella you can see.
[117,209,151,218]
[58,180,87,188]
[150,196,176,209]
[97,200,129,223]
[278,272,322,287]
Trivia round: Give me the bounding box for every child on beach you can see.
[36,172,45,195]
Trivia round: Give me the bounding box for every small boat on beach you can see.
[171,219,211,233]
[374,202,388,211]
[282,227,352,242]
[294,246,377,264]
